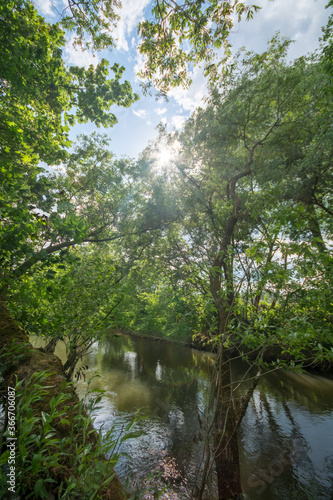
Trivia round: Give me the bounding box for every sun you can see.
[153,140,181,173]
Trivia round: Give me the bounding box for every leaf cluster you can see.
[137,0,261,93]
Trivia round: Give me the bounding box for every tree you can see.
[0,0,157,392]
[46,0,261,94]
[0,0,139,291]
[106,232,210,342]
[2,1,332,497]
[59,0,121,51]
[0,0,138,157]
[3,128,177,377]
[10,243,146,379]
[1,134,128,288]
[135,36,333,498]
[137,0,261,93]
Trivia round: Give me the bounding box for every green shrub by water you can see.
[0,369,143,499]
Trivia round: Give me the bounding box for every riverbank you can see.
[109,327,333,374]
[110,327,214,351]
[0,302,127,500]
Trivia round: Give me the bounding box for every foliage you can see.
[108,256,208,342]
[321,0,333,78]
[234,249,333,368]
[138,0,261,93]
[60,0,121,51]
[132,35,333,367]
[0,0,138,293]
[9,241,150,377]
[1,1,332,497]
[0,370,143,499]
[0,0,137,166]
[1,132,136,291]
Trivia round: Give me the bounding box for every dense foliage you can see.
[2,1,331,365]
[0,0,138,292]
[98,36,333,368]
[138,0,261,93]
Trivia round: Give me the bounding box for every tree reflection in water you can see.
[73,336,333,500]
[239,367,333,500]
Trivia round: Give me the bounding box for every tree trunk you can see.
[63,347,78,380]
[208,155,254,498]
[305,204,327,253]
[213,346,243,499]
[44,335,60,353]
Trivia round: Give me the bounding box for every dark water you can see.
[64,335,333,499]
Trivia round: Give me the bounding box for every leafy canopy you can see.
[59,0,121,51]
[0,0,139,291]
[137,0,261,93]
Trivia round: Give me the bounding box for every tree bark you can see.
[305,203,327,253]
[44,335,60,353]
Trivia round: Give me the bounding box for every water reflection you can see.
[74,335,216,499]
[31,334,333,499]
[239,367,333,500]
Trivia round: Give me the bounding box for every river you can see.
[36,334,333,499]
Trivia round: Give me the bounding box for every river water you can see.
[45,334,333,499]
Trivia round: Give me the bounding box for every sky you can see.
[34,0,331,160]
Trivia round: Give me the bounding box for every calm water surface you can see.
[51,334,333,499]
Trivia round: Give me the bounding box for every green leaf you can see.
[32,453,42,473]
[34,478,47,498]
[120,431,144,443]
[41,411,50,424]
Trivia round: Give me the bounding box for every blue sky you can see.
[35,0,331,160]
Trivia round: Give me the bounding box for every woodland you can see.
[0,0,333,499]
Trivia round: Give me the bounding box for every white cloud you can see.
[113,0,151,51]
[155,107,167,115]
[133,109,146,118]
[134,50,147,79]
[169,65,208,112]
[160,117,167,126]
[229,0,330,60]
[64,35,99,68]
[172,115,186,130]
[34,0,54,16]
[131,37,137,49]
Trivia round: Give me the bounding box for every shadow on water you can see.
[32,334,333,499]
